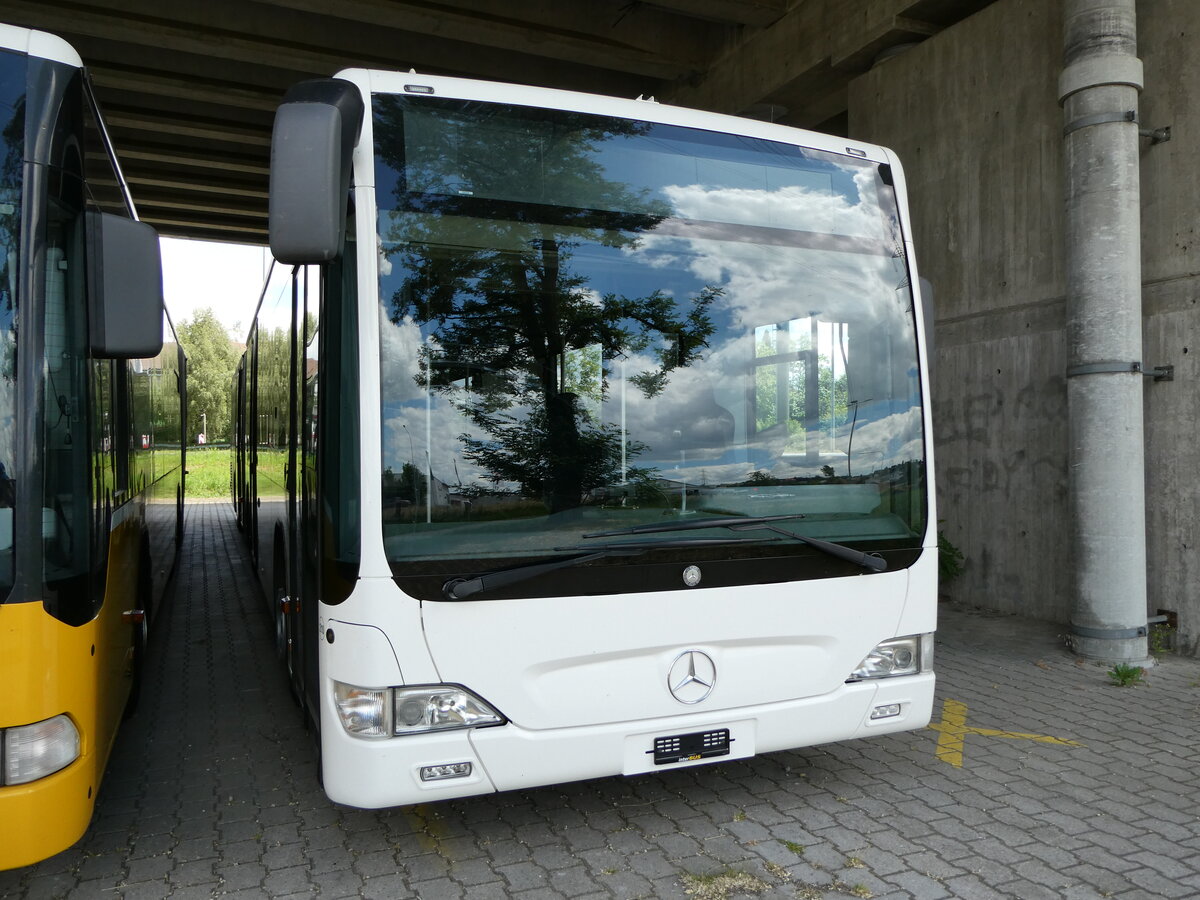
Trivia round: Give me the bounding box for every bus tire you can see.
[124,558,153,718]
[308,708,323,789]
[273,585,288,661]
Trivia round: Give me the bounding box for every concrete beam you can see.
[663,0,959,125]
[108,173,268,201]
[5,0,657,97]
[1,0,1002,245]
[251,0,721,81]
[148,214,268,242]
[125,192,267,219]
[89,65,282,113]
[100,147,268,177]
[102,108,272,148]
[641,0,788,27]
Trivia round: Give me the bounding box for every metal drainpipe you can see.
[1059,0,1150,664]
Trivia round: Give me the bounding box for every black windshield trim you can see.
[386,195,894,257]
[441,536,780,601]
[584,514,886,572]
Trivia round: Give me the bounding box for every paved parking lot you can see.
[3,500,1199,899]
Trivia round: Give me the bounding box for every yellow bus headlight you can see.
[3,714,81,785]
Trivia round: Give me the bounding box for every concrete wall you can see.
[1139,0,1200,654]
[847,0,1200,653]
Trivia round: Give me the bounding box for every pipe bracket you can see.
[1065,361,1173,381]
[1070,623,1148,640]
[1066,360,1140,377]
[1063,109,1136,136]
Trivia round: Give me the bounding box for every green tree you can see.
[177,307,238,444]
[754,328,848,452]
[376,98,716,512]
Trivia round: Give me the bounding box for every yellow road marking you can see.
[928,699,1081,767]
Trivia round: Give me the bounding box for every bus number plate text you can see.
[650,728,732,765]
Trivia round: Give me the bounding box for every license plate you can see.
[650,728,732,765]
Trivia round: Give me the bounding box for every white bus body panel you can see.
[320,552,936,808]
[0,24,83,66]
[421,571,911,729]
[322,671,934,808]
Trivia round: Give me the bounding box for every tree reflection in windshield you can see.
[376,98,716,514]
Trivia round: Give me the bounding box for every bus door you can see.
[246,327,259,563]
[233,358,247,528]
[297,266,321,723]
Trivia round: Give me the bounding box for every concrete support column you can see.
[1059,0,1149,663]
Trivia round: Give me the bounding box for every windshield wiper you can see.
[442,537,780,600]
[584,514,887,573]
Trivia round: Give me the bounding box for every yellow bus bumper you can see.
[0,752,96,871]
[0,598,126,872]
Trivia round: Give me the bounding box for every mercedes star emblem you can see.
[667,649,716,704]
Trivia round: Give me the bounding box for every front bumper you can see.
[320,672,934,808]
[0,755,95,871]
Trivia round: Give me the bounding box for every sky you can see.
[160,236,273,339]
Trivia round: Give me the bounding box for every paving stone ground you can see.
[2,500,1199,899]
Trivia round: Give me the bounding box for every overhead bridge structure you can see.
[5,0,995,244]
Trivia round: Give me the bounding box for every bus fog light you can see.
[393,686,505,735]
[849,634,931,681]
[332,682,391,737]
[870,703,901,720]
[4,714,80,785]
[420,762,472,781]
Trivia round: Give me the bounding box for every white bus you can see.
[235,69,936,807]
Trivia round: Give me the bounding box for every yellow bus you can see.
[0,24,184,870]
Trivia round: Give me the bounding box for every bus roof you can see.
[336,67,895,167]
[0,22,83,68]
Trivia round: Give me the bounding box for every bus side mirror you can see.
[85,210,164,359]
[269,78,364,264]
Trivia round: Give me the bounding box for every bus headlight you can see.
[332,682,506,738]
[848,634,933,681]
[332,683,392,738]
[3,714,81,785]
[393,686,504,735]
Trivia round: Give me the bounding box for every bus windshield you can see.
[0,48,24,600]
[374,95,926,589]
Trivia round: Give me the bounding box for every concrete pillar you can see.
[1059,0,1150,663]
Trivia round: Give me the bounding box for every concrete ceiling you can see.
[7,0,996,245]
